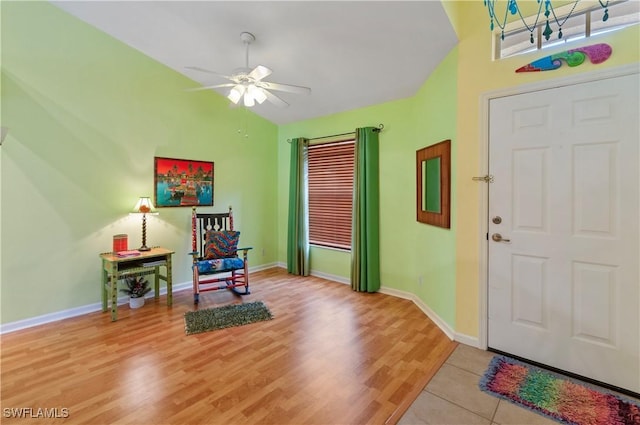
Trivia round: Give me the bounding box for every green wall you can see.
[4,1,636,337]
[1,2,278,324]
[278,48,459,327]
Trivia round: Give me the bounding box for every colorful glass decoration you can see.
[515,43,612,72]
[484,0,610,42]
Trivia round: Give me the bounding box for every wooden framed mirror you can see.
[416,139,450,228]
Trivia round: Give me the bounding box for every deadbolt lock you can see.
[492,216,502,224]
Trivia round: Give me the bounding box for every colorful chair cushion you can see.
[196,258,245,274]
[204,230,240,259]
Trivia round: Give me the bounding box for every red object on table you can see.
[113,234,128,252]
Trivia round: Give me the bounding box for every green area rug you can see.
[184,301,273,335]
[480,355,640,425]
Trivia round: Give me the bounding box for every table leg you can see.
[166,255,173,306]
[102,267,108,312]
[154,266,160,300]
[110,265,118,322]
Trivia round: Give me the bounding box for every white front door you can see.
[487,72,639,393]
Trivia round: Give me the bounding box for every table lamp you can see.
[131,197,157,251]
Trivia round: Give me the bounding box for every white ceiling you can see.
[52,1,458,125]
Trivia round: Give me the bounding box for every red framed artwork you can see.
[154,157,214,207]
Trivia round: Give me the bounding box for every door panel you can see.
[487,73,639,393]
[513,148,549,231]
[511,254,547,329]
[573,142,618,236]
[572,261,617,347]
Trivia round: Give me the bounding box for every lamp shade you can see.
[132,197,156,214]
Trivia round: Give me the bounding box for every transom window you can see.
[495,0,639,59]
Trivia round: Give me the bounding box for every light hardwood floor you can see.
[1,268,456,425]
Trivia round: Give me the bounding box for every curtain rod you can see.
[308,131,354,141]
[286,123,384,143]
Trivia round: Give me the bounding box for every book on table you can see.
[115,250,141,258]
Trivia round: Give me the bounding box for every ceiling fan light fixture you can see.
[243,91,255,107]
[188,31,310,109]
[228,84,245,104]
[248,84,267,104]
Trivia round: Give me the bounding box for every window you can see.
[307,139,355,250]
[495,0,639,59]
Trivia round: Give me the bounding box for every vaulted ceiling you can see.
[52,1,458,125]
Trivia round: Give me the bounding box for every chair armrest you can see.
[237,247,253,251]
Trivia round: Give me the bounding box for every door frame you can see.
[477,63,640,349]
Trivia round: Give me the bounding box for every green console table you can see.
[99,247,174,321]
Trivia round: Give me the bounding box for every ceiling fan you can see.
[186,32,311,108]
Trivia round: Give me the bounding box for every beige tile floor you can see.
[399,344,640,425]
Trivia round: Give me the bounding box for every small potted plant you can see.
[120,276,151,309]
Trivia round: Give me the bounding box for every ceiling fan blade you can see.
[185,83,236,92]
[248,65,272,81]
[263,89,289,108]
[258,81,311,94]
[185,66,233,80]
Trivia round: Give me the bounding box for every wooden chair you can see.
[189,206,251,304]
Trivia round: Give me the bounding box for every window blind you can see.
[307,139,355,250]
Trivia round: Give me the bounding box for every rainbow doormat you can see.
[480,356,640,425]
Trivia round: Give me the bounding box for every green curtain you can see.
[287,138,310,276]
[351,127,381,292]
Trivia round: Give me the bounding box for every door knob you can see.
[492,233,511,242]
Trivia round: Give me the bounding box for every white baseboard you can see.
[310,270,350,285]
[0,302,106,334]
[0,282,189,334]
[0,263,276,334]
[275,266,461,342]
[273,263,351,285]
[454,333,481,348]
[378,286,482,346]
[251,262,279,272]
[380,286,456,341]
[1,264,473,345]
